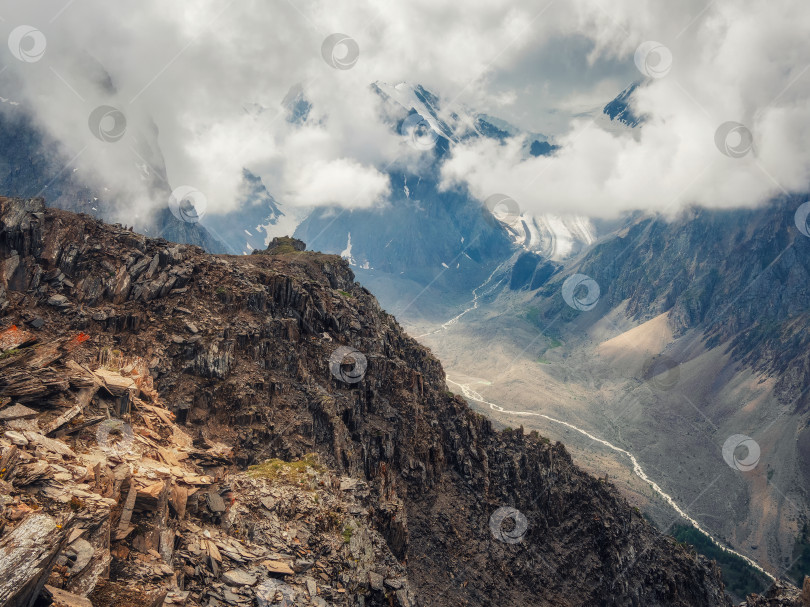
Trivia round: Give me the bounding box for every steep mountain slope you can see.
[295,167,514,291]
[0,196,742,606]
[602,82,644,128]
[544,199,810,410]
[294,82,598,309]
[414,197,810,588]
[0,77,621,290]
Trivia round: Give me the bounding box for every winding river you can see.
[445,376,774,580]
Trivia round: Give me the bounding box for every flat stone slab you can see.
[0,403,38,421]
[23,431,76,457]
[222,568,257,587]
[45,585,93,607]
[261,559,294,575]
[3,430,28,446]
[47,294,70,307]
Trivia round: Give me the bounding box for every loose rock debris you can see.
[0,334,414,606]
[5,197,802,607]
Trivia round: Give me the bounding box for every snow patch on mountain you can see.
[341,232,354,261]
[374,81,455,139]
[373,81,594,261]
[255,204,311,248]
[496,212,596,260]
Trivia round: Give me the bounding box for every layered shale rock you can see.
[1,196,798,605]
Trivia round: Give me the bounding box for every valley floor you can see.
[405,306,807,588]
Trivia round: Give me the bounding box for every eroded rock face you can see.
[743,579,809,606]
[0,196,751,606]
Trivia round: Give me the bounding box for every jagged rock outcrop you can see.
[255,236,307,255]
[743,578,810,606]
[0,196,774,605]
[0,330,415,606]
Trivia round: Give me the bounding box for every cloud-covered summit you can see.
[1,0,808,220]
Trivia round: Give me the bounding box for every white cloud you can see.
[0,0,807,220]
[442,0,810,217]
[284,157,390,208]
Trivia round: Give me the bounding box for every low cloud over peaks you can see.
[1,0,808,220]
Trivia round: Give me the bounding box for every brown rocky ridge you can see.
[0,196,804,606]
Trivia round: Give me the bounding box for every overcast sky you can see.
[1,0,808,220]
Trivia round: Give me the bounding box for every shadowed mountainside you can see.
[0,196,755,605]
